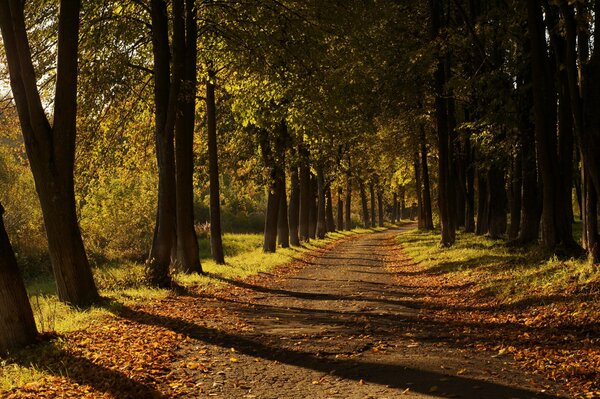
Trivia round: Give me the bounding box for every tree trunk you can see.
[527,0,578,250]
[431,0,455,246]
[0,203,38,352]
[204,71,224,265]
[345,175,353,230]
[298,145,311,242]
[414,154,424,229]
[0,0,100,305]
[464,138,476,233]
[508,153,522,240]
[308,173,317,239]
[326,184,336,232]
[517,60,541,244]
[259,128,282,253]
[476,170,489,235]
[369,182,376,228]
[277,172,290,248]
[487,165,507,239]
[420,132,434,230]
[337,186,344,230]
[316,167,327,238]
[288,166,301,246]
[377,190,384,227]
[360,180,370,227]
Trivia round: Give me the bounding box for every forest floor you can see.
[2,226,587,398]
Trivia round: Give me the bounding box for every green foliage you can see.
[79,171,157,262]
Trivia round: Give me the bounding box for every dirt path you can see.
[167,227,565,398]
[6,227,568,399]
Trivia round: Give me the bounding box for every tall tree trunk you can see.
[464,138,476,233]
[204,70,224,265]
[277,172,290,248]
[308,173,317,239]
[508,153,522,240]
[360,180,370,227]
[337,186,344,230]
[527,0,578,250]
[345,175,353,230]
[316,167,327,238]
[414,153,424,229]
[517,61,541,244]
[326,184,336,232]
[400,186,406,220]
[377,190,384,227]
[298,144,310,242]
[0,0,100,305]
[259,128,282,253]
[476,170,489,235]
[420,132,434,230]
[487,165,507,239]
[288,165,301,246]
[176,0,203,271]
[147,0,186,287]
[431,0,455,246]
[369,182,376,228]
[0,203,38,352]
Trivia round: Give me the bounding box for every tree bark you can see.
[360,180,370,227]
[345,175,353,230]
[337,186,344,230]
[176,0,203,271]
[277,171,290,248]
[259,128,282,253]
[316,167,327,238]
[298,144,311,242]
[508,153,522,240]
[377,190,384,227]
[326,184,336,232]
[475,170,489,235]
[369,182,376,228]
[288,165,301,246]
[517,60,541,244]
[430,0,455,246]
[308,173,317,239]
[487,165,507,239]
[414,153,424,229]
[420,129,434,230]
[0,0,100,306]
[204,71,224,264]
[527,0,578,250]
[0,203,38,352]
[464,138,476,233]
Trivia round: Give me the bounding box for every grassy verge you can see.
[399,227,599,302]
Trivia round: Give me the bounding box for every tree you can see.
[0,202,37,352]
[0,0,100,307]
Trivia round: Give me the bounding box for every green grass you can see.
[399,227,599,302]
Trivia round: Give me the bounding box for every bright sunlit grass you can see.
[399,227,599,301]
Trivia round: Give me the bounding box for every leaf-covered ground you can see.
[1,227,581,398]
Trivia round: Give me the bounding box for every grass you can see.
[399,226,600,302]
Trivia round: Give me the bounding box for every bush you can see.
[79,170,157,262]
